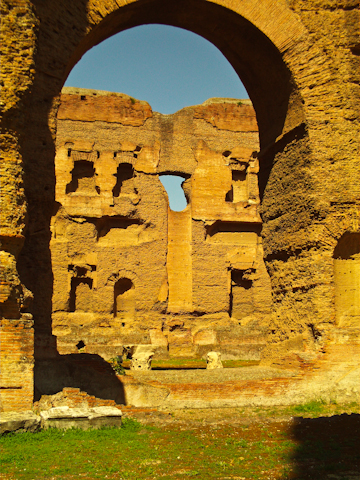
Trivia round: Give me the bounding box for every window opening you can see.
[113,163,135,198]
[159,175,189,211]
[66,160,100,194]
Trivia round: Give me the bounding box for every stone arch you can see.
[65,0,306,153]
[17,0,311,328]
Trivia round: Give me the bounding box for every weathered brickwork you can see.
[1,0,359,411]
[0,319,34,412]
[51,89,270,363]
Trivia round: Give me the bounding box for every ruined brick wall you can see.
[1,0,359,412]
[0,319,34,411]
[52,88,271,361]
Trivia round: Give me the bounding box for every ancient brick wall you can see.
[52,88,271,362]
[1,0,359,411]
[0,319,34,411]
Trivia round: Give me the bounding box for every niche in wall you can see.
[229,269,254,321]
[69,277,93,312]
[226,169,248,203]
[112,163,136,198]
[113,278,135,322]
[333,233,360,327]
[66,159,100,194]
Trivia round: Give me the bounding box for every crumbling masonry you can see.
[52,88,271,362]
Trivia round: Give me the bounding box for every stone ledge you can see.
[0,406,122,434]
[0,411,40,435]
[40,406,122,430]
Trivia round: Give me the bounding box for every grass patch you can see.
[1,409,359,479]
[287,399,326,416]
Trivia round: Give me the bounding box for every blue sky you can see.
[65,24,248,209]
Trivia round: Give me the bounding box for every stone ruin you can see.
[51,88,272,363]
[1,0,359,413]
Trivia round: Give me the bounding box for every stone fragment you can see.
[130,345,155,370]
[40,405,122,430]
[0,411,40,434]
[206,351,223,369]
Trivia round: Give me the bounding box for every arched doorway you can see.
[19,0,307,325]
[5,0,349,412]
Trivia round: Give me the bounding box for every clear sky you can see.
[65,24,248,210]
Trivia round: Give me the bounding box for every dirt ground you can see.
[120,404,360,479]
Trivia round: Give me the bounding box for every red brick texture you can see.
[0,318,34,412]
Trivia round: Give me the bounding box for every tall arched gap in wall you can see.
[15,0,307,401]
[62,0,307,214]
[65,1,304,154]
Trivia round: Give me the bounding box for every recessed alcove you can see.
[69,278,93,312]
[113,163,136,198]
[225,170,248,203]
[334,233,360,327]
[66,160,100,195]
[113,278,135,320]
[229,269,254,320]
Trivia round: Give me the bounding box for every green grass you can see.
[288,399,326,415]
[1,409,359,479]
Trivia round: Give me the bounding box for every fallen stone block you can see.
[130,345,155,371]
[40,405,122,430]
[0,411,41,435]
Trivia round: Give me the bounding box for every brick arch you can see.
[65,0,306,150]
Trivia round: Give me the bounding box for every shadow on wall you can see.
[34,353,126,404]
[287,414,360,479]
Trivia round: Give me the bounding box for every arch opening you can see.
[48,1,303,367]
[159,175,189,212]
[8,0,310,411]
[65,0,304,152]
[65,24,248,115]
